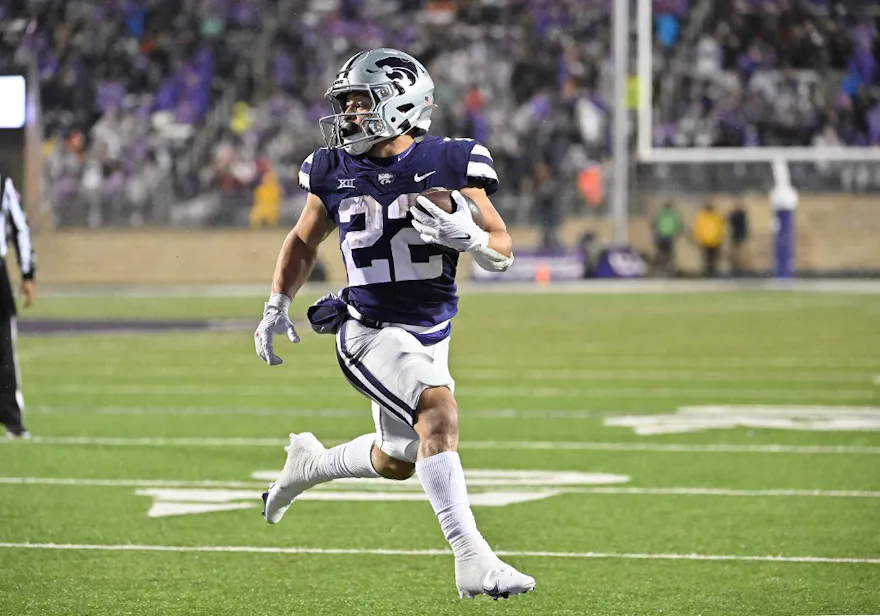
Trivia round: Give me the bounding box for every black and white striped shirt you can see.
[0,174,35,280]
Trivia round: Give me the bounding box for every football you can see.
[413,188,486,229]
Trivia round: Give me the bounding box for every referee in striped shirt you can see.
[0,172,36,438]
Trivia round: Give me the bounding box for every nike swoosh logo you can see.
[414,171,436,182]
[449,233,471,241]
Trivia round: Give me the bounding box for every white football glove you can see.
[254,293,300,366]
[411,191,489,253]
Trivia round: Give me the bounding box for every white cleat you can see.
[456,551,536,600]
[261,432,326,524]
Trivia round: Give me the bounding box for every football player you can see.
[254,48,534,600]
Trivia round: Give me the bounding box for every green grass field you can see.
[1,289,878,615]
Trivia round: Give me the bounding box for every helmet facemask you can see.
[319,84,396,155]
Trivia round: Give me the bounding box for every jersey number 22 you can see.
[338,195,443,286]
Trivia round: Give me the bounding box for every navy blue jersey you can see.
[299,136,498,327]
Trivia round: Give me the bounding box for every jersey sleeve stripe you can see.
[470,144,493,160]
[468,154,494,166]
[466,161,498,181]
[299,152,315,190]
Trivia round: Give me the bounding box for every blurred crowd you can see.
[196,0,661,228]
[2,0,879,229]
[1,0,263,225]
[655,0,880,149]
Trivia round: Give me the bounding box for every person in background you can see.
[0,171,36,438]
[693,202,725,277]
[652,200,682,276]
[533,162,560,250]
[249,161,283,228]
[728,201,749,276]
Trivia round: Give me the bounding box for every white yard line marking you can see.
[0,477,267,489]
[38,278,880,297]
[20,355,880,371]
[32,384,876,400]
[0,542,877,564]
[468,370,873,384]
[22,367,873,384]
[1,436,877,454]
[465,441,880,454]
[457,357,880,369]
[1,477,878,498]
[28,405,618,420]
[0,436,287,447]
[27,405,880,425]
[561,487,880,498]
[28,406,399,418]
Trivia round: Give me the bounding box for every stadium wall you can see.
[19,194,880,286]
[639,194,880,275]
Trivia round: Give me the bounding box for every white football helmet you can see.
[319,48,435,155]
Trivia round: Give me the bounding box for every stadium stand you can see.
[2,0,878,228]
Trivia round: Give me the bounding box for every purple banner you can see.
[471,249,585,282]
[594,247,648,279]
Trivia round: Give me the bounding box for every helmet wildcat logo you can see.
[367,57,419,86]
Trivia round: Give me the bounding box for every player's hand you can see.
[20,280,35,308]
[411,191,488,253]
[254,294,300,366]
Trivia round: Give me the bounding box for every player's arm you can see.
[460,186,512,258]
[412,187,514,272]
[255,193,335,366]
[271,193,336,298]
[410,141,513,271]
[3,178,36,306]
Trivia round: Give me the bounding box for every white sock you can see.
[314,433,380,482]
[417,451,489,559]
